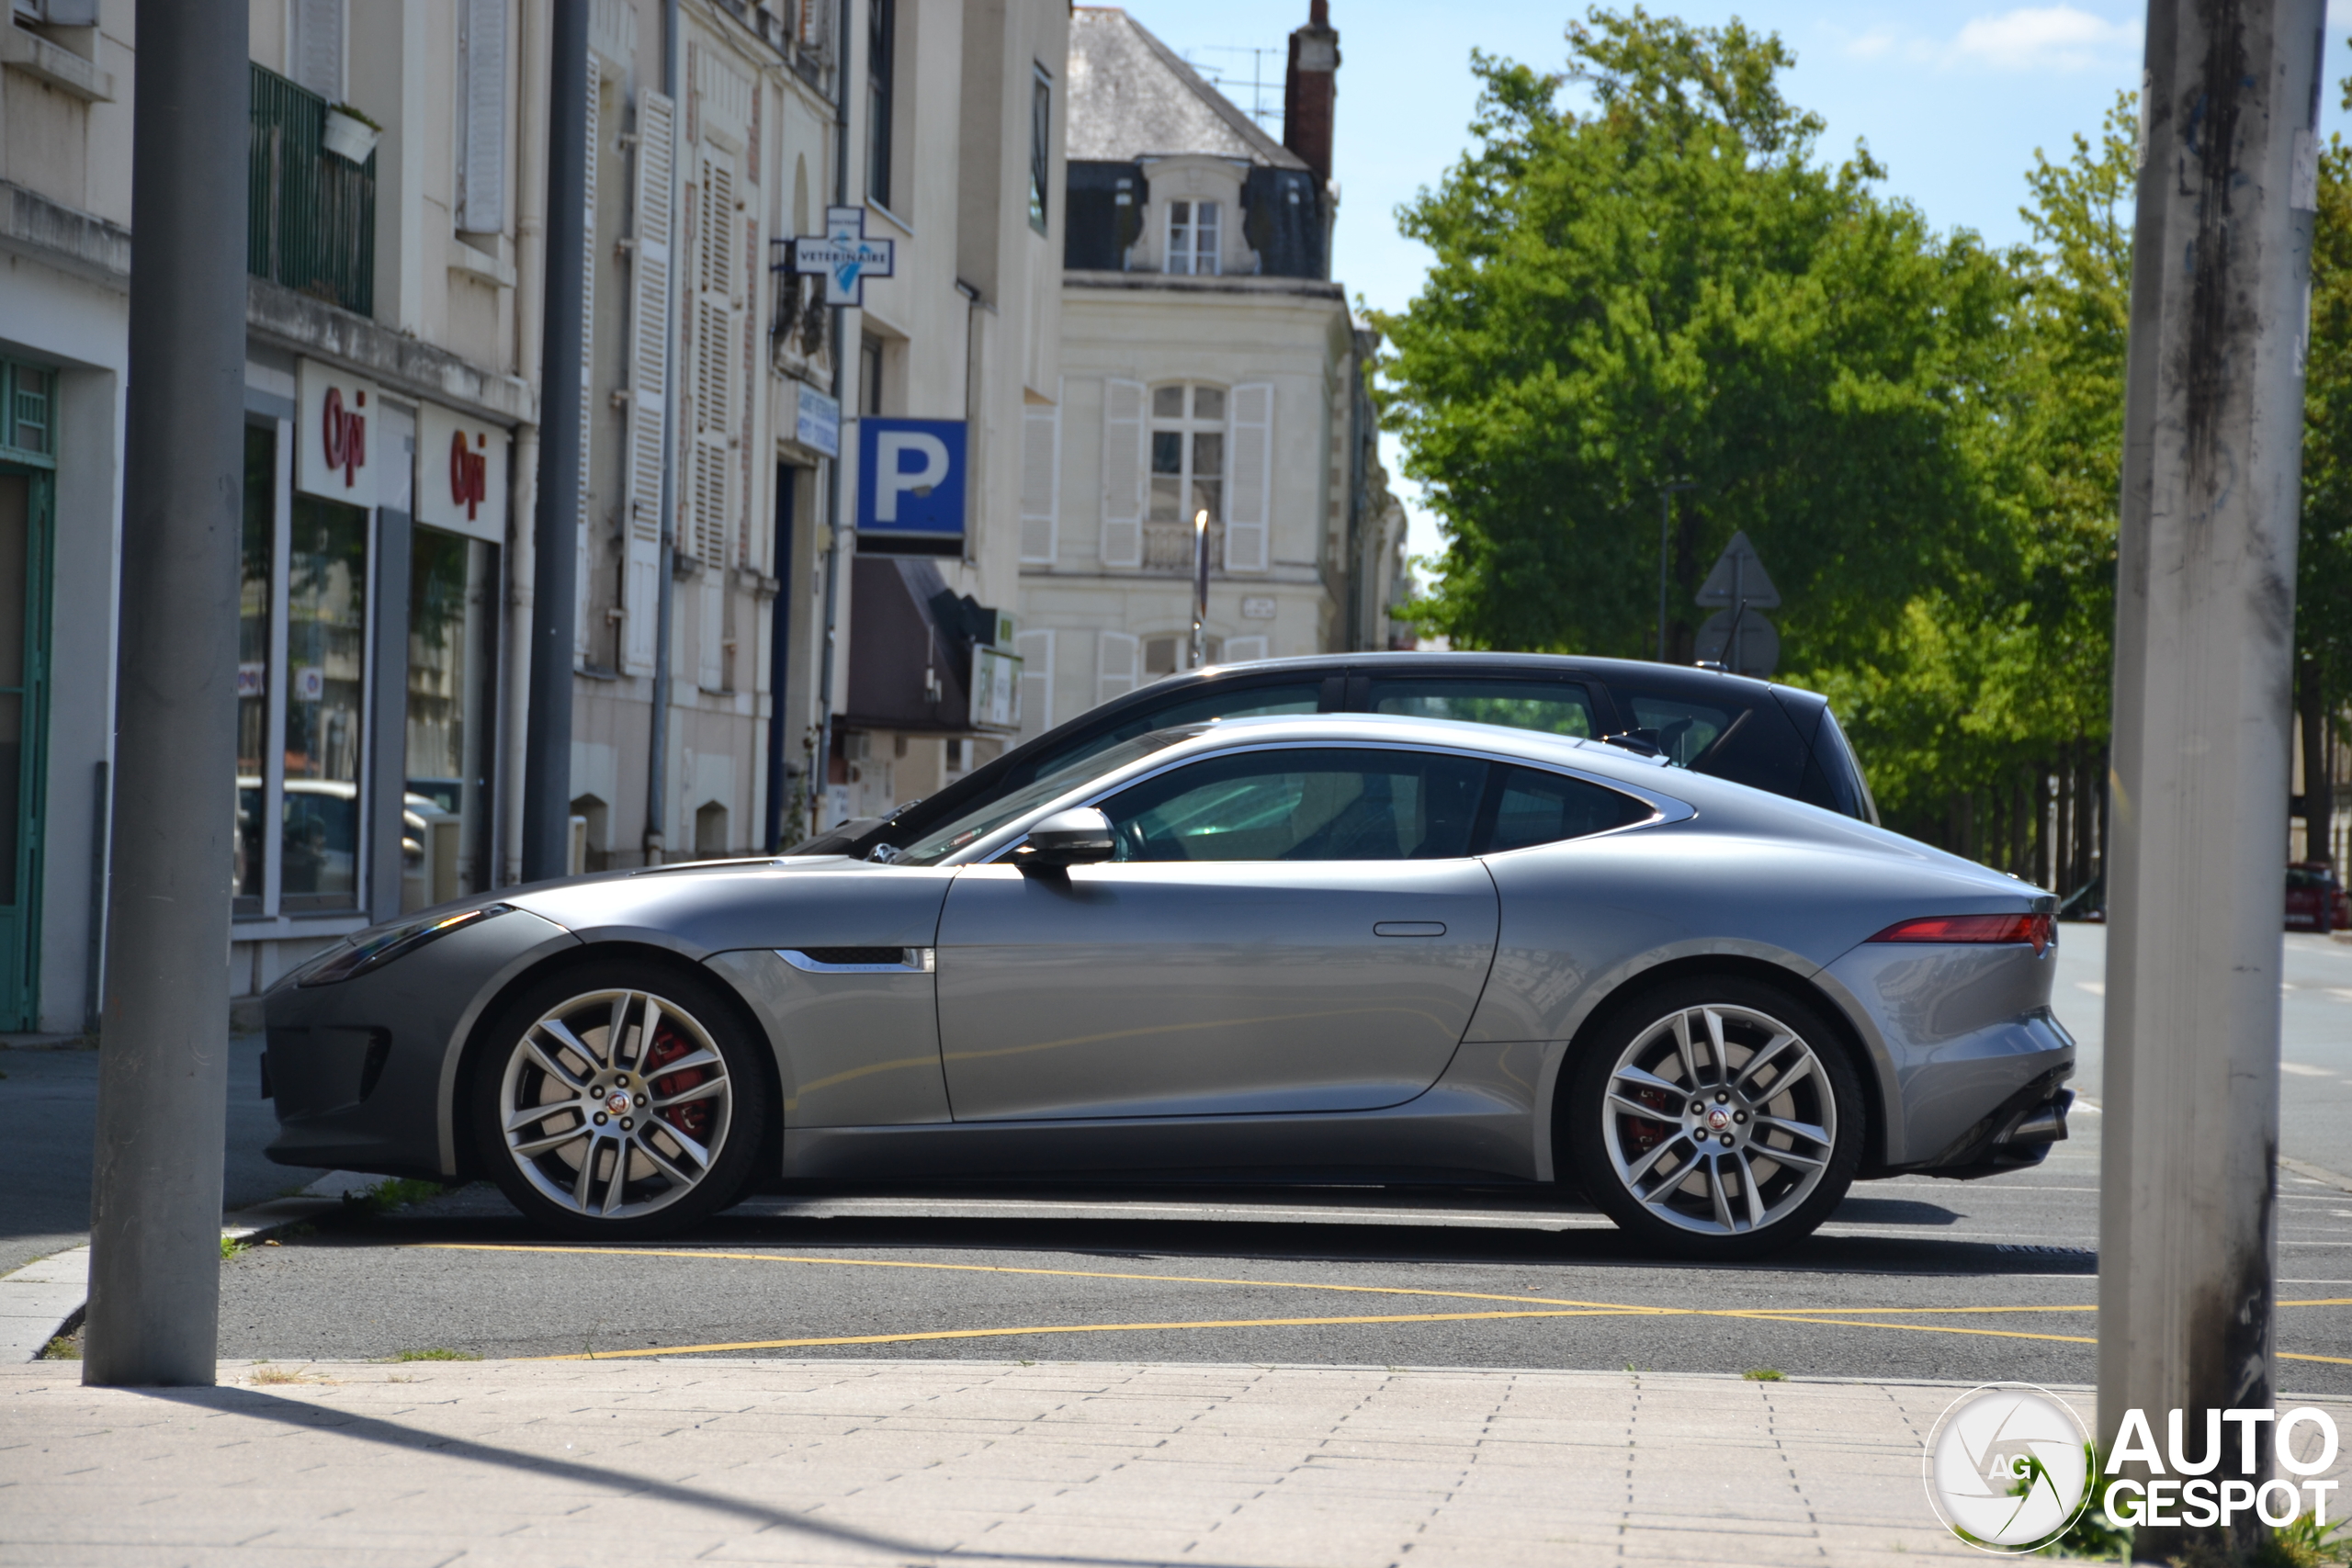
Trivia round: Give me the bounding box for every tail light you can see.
[1869,912,2053,957]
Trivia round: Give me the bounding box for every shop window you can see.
[0,363,51,462]
[404,525,496,909]
[281,496,368,909]
[237,418,374,919]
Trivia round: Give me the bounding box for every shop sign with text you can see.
[416,403,509,541]
[296,359,379,507]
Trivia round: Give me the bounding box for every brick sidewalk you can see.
[0,1359,2222,1565]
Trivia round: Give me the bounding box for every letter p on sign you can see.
[856,417,967,541]
[876,432,949,523]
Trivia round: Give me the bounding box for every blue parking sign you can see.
[857,418,967,540]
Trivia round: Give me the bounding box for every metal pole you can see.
[644,0,681,867]
[2098,3,2320,1560]
[522,1,589,882]
[1192,509,1209,668]
[812,0,854,837]
[83,0,249,1387]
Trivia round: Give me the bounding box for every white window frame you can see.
[1166,198,1220,276]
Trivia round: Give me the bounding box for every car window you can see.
[895,729,1197,865]
[1365,678,1595,739]
[1100,747,1488,863]
[1621,694,1734,768]
[1485,765,1653,853]
[1000,681,1326,793]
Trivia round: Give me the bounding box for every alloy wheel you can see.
[1599,1001,1838,1236]
[495,987,733,1221]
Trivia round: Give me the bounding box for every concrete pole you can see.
[2098,3,2321,1560]
[521,0,589,882]
[82,0,250,1387]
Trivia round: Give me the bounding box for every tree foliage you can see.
[1378,12,2352,842]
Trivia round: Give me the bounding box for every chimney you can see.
[1283,0,1339,186]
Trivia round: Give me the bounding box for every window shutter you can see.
[690,146,739,690]
[1019,393,1060,564]
[1095,630,1138,707]
[1015,628,1055,738]
[1222,635,1268,664]
[1099,378,1145,568]
[291,0,344,101]
[458,0,507,232]
[620,89,675,677]
[1224,381,1272,572]
[574,60,602,663]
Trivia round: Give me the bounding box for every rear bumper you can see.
[1910,1069,2074,1179]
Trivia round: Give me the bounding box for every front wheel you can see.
[471,959,769,1239]
[1566,976,1863,1260]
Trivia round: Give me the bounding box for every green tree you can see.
[1377,7,2017,676]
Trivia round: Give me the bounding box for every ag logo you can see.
[1922,1382,2092,1551]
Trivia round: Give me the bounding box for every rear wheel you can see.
[1566,976,1862,1260]
[471,959,768,1239]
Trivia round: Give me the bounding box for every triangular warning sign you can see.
[1695,531,1781,609]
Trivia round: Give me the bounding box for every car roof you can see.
[1123,649,1819,708]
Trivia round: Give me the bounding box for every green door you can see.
[0,467,51,1030]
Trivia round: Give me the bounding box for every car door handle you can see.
[1374,921,1447,938]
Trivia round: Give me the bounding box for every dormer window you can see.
[1167,200,1220,276]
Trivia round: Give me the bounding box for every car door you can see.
[935,744,1501,1121]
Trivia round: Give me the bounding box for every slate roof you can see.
[1068,8,1307,170]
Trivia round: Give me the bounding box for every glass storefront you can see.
[403,525,494,910]
[236,417,371,919]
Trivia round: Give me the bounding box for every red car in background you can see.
[2287,862,2350,932]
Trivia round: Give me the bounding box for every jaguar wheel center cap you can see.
[605,1091,631,1115]
[1705,1107,1734,1134]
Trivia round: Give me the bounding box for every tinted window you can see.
[1101,747,1487,863]
[1367,678,1595,739]
[895,730,1195,864]
[1486,766,1652,852]
[1003,681,1324,793]
[1622,694,1734,768]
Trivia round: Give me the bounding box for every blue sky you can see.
[1114,0,2352,564]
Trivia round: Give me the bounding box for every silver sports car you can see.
[262,714,2073,1259]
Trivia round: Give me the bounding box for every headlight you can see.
[296,904,514,987]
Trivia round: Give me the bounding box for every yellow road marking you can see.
[531,1309,1652,1361]
[422,1243,2352,1365]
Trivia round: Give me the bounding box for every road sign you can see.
[1696,531,1781,608]
[856,417,967,539]
[786,205,897,306]
[1695,608,1779,678]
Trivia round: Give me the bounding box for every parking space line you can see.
[423,1244,2352,1367]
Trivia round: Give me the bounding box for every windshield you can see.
[893,728,1199,865]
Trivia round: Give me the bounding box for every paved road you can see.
[0,1034,284,1277]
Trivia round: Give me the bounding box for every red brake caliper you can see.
[641,1025,713,1142]
[1621,1086,1676,1158]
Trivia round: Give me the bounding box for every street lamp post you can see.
[1657,480,1696,662]
[1191,508,1210,669]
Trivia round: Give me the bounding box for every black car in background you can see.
[795,653,1878,861]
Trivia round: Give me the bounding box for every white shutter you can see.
[690,145,738,690]
[1224,381,1272,572]
[1019,394,1060,564]
[575,59,602,664]
[458,0,508,232]
[1222,635,1268,664]
[291,0,344,101]
[1015,629,1055,738]
[1100,378,1145,568]
[1095,630,1138,707]
[620,89,675,676]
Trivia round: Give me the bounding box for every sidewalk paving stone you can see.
[7,1358,2347,1565]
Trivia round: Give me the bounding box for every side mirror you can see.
[1017,807,1116,868]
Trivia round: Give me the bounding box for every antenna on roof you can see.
[1182,45,1285,130]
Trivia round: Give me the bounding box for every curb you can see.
[0,1170,384,1363]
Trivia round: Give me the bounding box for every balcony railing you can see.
[248,63,375,317]
[1142,520,1225,574]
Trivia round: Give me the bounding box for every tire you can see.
[470,957,770,1240]
[1566,974,1863,1261]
